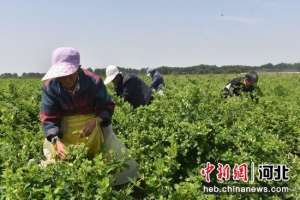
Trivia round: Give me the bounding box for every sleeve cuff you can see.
[99,111,112,127]
[46,127,59,142]
[99,111,110,120]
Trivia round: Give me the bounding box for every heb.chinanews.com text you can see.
[203,185,289,194]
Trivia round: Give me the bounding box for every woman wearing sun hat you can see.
[40,47,138,186]
[40,47,115,159]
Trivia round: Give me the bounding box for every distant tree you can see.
[2,62,300,77]
[21,73,44,78]
[94,68,105,76]
[0,73,18,78]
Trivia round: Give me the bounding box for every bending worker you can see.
[146,68,165,92]
[40,47,138,186]
[104,65,153,108]
[222,71,262,102]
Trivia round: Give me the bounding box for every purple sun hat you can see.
[41,47,80,81]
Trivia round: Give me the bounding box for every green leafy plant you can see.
[0,75,299,199]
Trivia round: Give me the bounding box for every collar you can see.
[66,76,80,95]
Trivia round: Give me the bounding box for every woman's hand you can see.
[55,140,66,160]
[80,118,97,138]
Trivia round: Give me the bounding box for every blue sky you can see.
[0,0,299,74]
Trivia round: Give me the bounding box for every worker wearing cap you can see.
[222,71,262,101]
[104,65,153,108]
[146,68,165,92]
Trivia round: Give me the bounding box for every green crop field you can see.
[0,74,299,199]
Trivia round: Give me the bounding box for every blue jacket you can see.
[40,69,115,141]
[150,71,165,91]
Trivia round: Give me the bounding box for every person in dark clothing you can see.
[222,71,262,102]
[146,68,165,92]
[104,65,153,108]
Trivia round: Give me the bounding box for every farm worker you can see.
[104,65,153,108]
[40,47,138,186]
[146,68,165,95]
[222,71,262,102]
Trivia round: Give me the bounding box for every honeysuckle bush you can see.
[0,74,299,199]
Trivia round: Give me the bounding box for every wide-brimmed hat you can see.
[41,47,80,81]
[104,65,121,85]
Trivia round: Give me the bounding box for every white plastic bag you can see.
[102,125,139,186]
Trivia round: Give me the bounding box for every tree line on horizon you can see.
[1,62,300,78]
